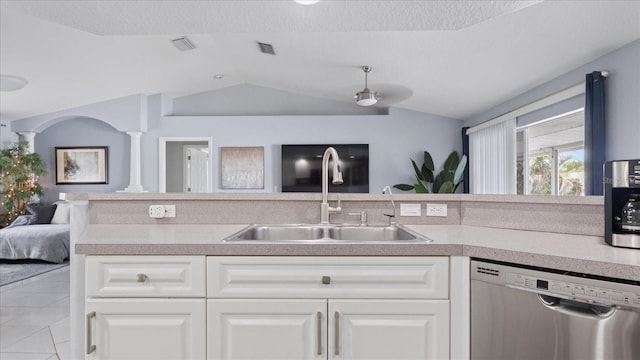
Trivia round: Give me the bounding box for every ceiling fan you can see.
[355,66,381,106]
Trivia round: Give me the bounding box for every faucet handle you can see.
[383,213,396,226]
[348,211,368,226]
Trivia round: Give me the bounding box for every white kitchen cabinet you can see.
[85,256,206,360]
[208,299,327,360]
[84,255,451,360]
[329,300,449,360]
[206,257,450,360]
[207,299,449,360]
[86,256,205,297]
[86,298,206,360]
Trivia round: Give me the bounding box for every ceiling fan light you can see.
[355,89,379,106]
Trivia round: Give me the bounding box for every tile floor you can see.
[0,266,70,360]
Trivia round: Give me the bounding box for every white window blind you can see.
[469,118,516,194]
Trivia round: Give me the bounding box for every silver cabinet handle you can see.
[136,274,148,282]
[86,311,96,354]
[322,276,331,285]
[334,312,340,356]
[317,312,322,355]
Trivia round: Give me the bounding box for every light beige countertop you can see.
[75,224,639,281]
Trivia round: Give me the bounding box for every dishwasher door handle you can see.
[537,294,617,318]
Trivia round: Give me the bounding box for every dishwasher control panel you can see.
[471,260,640,309]
[506,272,638,308]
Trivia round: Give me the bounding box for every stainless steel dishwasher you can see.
[470,259,640,360]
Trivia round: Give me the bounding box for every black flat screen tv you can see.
[281,144,369,193]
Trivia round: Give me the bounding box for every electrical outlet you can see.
[400,203,421,217]
[149,205,165,218]
[426,203,448,217]
[149,205,176,218]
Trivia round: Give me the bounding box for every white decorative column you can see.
[122,131,147,192]
[18,131,36,152]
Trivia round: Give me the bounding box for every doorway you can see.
[159,137,213,193]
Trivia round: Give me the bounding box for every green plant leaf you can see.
[421,164,434,183]
[438,169,453,184]
[414,182,428,193]
[453,155,467,185]
[423,151,434,171]
[393,184,414,191]
[443,151,459,172]
[438,181,455,193]
[411,159,425,181]
[432,173,443,193]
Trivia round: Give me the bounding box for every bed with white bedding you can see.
[0,223,70,263]
[0,202,71,263]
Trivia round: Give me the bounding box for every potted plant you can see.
[0,141,45,226]
[394,150,467,193]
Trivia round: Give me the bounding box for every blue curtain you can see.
[584,71,606,195]
[461,127,470,193]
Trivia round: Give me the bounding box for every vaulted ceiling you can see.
[1,1,639,122]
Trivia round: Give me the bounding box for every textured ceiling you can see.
[1,1,639,123]
[1,0,542,34]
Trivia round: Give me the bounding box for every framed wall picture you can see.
[220,146,264,189]
[55,146,108,185]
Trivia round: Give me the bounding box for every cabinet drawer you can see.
[207,256,449,299]
[86,256,205,297]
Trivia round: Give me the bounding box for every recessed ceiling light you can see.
[294,0,320,5]
[0,75,28,91]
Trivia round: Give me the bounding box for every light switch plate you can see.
[163,205,176,217]
[400,203,421,217]
[426,203,448,217]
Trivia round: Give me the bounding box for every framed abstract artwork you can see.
[220,146,264,189]
[55,146,108,185]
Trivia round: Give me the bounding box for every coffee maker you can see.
[604,159,640,248]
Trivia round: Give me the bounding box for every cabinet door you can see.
[329,300,449,360]
[86,299,206,360]
[208,299,327,360]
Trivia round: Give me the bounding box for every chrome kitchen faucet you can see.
[320,147,343,224]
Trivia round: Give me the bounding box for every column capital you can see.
[17,132,36,153]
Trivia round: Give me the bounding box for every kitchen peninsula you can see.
[70,193,639,359]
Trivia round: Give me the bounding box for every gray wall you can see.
[465,39,640,160]
[21,87,461,197]
[35,117,130,203]
[143,98,463,193]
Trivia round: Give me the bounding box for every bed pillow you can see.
[26,204,57,225]
[7,215,32,228]
[50,201,71,224]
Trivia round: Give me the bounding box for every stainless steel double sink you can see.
[223,224,432,243]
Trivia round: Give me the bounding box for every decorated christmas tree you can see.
[0,141,45,226]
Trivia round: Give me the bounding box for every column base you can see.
[117,185,148,193]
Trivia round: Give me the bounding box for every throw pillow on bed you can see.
[26,204,57,225]
[50,201,70,224]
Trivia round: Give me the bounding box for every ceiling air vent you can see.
[171,36,196,51]
[257,42,276,55]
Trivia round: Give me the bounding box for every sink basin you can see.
[328,226,418,242]
[234,225,325,241]
[224,224,432,243]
